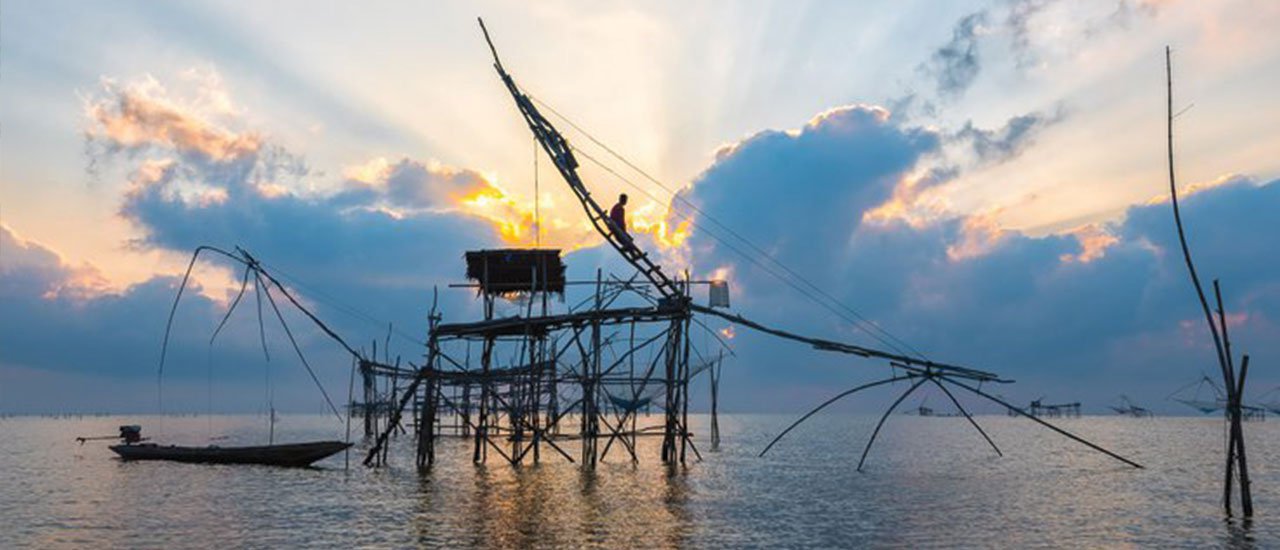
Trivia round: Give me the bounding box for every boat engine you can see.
[119,425,143,444]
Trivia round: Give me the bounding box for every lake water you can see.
[1,413,1273,548]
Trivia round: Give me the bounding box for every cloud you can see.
[335,156,611,250]
[1,225,220,380]
[0,225,391,414]
[672,102,1279,412]
[676,104,939,263]
[918,1,1171,99]
[1006,0,1054,68]
[1089,0,1171,36]
[2,71,566,412]
[82,69,671,257]
[341,156,498,211]
[952,108,1063,165]
[920,11,988,98]
[9,68,706,413]
[82,69,283,183]
[861,108,1064,228]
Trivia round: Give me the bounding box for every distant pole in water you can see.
[1166,46,1253,518]
[710,349,722,450]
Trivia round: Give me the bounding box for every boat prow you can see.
[110,441,352,468]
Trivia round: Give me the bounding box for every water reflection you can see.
[5,414,1280,547]
[408,437,695,549]
[662,464,693,548]
[1224,518,1256,550]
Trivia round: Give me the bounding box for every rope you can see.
[257,271,344,422]
[255,258,428,348]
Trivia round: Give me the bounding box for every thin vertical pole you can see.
[585,268,603,467]
[680,272,692,463]
[710,350,721,450]
[1236,355,1253,517]
[1166,45,1247,518]
[345,356,356,472]
[477,260,493,464]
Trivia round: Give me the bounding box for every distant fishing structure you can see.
[1027,398,1081,418]
[905,395,962,418]
[1109,395,1153,418]
[1168,375,1228,414]
[1255,387,1280,416]
[1167,375,1264,420]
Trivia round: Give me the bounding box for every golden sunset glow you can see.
[629,201,693,249]
[862,170,947,229]
[1059,225,1119,264]
[1144,173,1247,205]
[455,183,694,253]
[85,74,260,163]
[946,210,1008,262]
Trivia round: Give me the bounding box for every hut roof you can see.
[464,249,566,296]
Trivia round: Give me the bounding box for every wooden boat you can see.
[110,441,352,467]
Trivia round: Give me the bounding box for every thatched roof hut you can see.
[464,249,566,296]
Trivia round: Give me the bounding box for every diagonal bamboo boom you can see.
[929,377,1002,457]
[943,377,1142,469]
[691,304,1004,383]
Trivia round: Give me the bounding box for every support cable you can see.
[570,143,916,359]
[530,93,927,361]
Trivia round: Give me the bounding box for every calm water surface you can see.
[1,413,1274,548]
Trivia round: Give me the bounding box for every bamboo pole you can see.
[760,375,915,457]
[857,377,928,471]
[929,377,1001,457]
[1167,47,1252,517]
[1236,355,1253,517]
[945,378,1143,469]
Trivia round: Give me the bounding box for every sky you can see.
[1,0,1278,415]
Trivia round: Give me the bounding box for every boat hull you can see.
[109,441,352,467]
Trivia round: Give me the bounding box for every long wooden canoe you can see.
[110,441,352,467]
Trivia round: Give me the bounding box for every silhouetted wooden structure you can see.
[354,19,1147,473]
[1110,395,1153,418]
[147,24,1161,482]
[1029,399,1081,418]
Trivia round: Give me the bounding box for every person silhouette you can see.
[609,193,628,237]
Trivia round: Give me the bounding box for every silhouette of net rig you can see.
[160,20,1143,473]
[355,20,1143,471]
[1025,398,1082,418]
[1169,375,1266,421]
[1109,395,1153,418]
